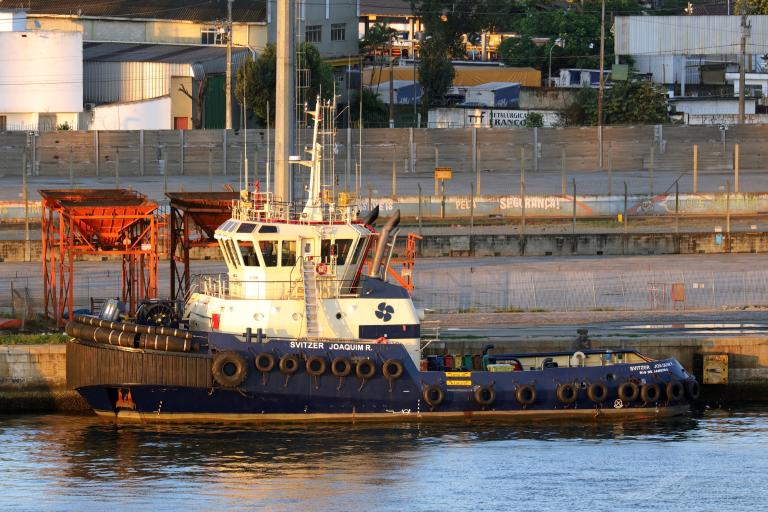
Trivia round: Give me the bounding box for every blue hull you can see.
[69,332,696,421]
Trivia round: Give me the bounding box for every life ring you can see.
[423,385,444,407]
[306,355,327,377]
[382,359,404,380]
[686,379,701,400]
[474,385,496,407]
[556,383,579,404]
[331,356,352,377]
[316,262,328,275]
[618,381,639,402]
[587,382,609,403]
[570,351,586,367]
[211,351,247,388]
[279,354,300,375]
[254,352,275,373]
[640,383,661,403]
[515,384,537,406]
[355,358,377,380]
[666,380,685,401]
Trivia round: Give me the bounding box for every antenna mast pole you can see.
[275,0,296,202]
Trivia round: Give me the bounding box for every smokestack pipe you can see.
[368,210,400,278]
[360,205,379,226]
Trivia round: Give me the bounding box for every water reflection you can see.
[0,409,767,511]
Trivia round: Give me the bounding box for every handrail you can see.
[190,273,361,300]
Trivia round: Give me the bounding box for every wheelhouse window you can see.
[221,238,241,267]
[331,23,346,41]
[281,240,297,267]
[306,25,322,43]
[239,241,260,267]
[350,236,367,264]
[321,239,354,265]
[259,240,279,267]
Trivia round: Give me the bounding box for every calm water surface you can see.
[1,407,767,511]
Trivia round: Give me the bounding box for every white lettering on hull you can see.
[289,341,374,352]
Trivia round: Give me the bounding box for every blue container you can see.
[435,356,445,371]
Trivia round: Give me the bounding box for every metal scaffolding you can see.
[40,189,159,325]
[167,192,237,301]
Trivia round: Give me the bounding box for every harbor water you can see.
[1,408,767,511]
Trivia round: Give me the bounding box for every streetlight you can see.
[548,37,564,87]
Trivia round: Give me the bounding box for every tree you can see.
[562,80,670,126]
[418,35,455,111]
[360,22,398,88]
[350,89,388,127]
[235,43,333,125]
[524,112,544,128]
[735,0,768,13]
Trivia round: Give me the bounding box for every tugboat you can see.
[63,2,699,421]
[64,99,699,421]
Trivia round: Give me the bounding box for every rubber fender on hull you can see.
[515,384,536,406]
[306,356,327,377]
[72,314,192,339]
[556,383,578,404]
[212,352,247,388]
[355,359,376,380]
[423,385,445,407]
[618,381,640,402]
[587,382,609,403]
[666,381,685,401]
[331,357,352,377]
[474,385,496,407]
[382,359,404,380]
[65,320,197,352]
[640,383,661,403]
[686,379,701,400]
[255,353,276,373]
[279,354,300,374]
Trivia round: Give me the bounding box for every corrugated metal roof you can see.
[83,42,248,64]
[615,15,768,56]
[463,81,520,91]
[22,0,266,22]
[360,1,413,17]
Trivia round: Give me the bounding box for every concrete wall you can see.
[88,97,172,131]
[0,345,87,411]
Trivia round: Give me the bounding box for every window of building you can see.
[331,23,346,41]
[306,25,322,43]
[0,116,6,131]
[259,240,279,267]
[281,240,297,267]
[201,27,225,45]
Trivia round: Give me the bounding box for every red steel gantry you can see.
[167,192,238,301]
[40,189,159,325]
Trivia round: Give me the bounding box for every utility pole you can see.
[225,0,233,130]
[597,0,606,127]
[275,0,296,202]
[389,39,395,128]
[739,11,750,125]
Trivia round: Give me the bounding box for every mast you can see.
[275,0,295,203]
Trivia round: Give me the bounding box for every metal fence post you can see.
[572,178,576,236]
[726,179,731,253]
[94,130,100,177]
[649,145,655,196]
[179,129,185,176]
[223,130,228,175]
[693,143,698,193]
[139,130,145,177]
[734,143,740,193]
[208,146,213,192]
[472,127,479,195]
[561,146,566,195]
[115,146,120,188]
[520,147,526,238]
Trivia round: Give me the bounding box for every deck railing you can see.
[191,273,360,301]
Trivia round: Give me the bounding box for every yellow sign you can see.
[445,371,471,378]
[435,167,452,180]
[447,380,472,387]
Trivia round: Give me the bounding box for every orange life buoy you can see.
[316,262,328,275]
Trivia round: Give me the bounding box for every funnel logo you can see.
[375,302,394,322]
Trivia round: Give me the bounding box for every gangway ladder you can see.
[302,259,321,337]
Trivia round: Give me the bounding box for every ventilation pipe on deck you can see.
[368,210,400,278]
[360,205,379,226]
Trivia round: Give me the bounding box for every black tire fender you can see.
[355,358,376,380]
[474,385,496,406]
[640,383,661,403]
[423,385,444,407]
[515,384,536,406]
[254,352,275,373]
[306,355,327,377]
[686,379,701,400]
[556,383,579,404]
[331,356,352,377]
[382,359,404,380]
[618,381,639,402]
[587,382,609,403]
[279,354,300,375]
[212,351,247,388]
[666,380,685,401]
